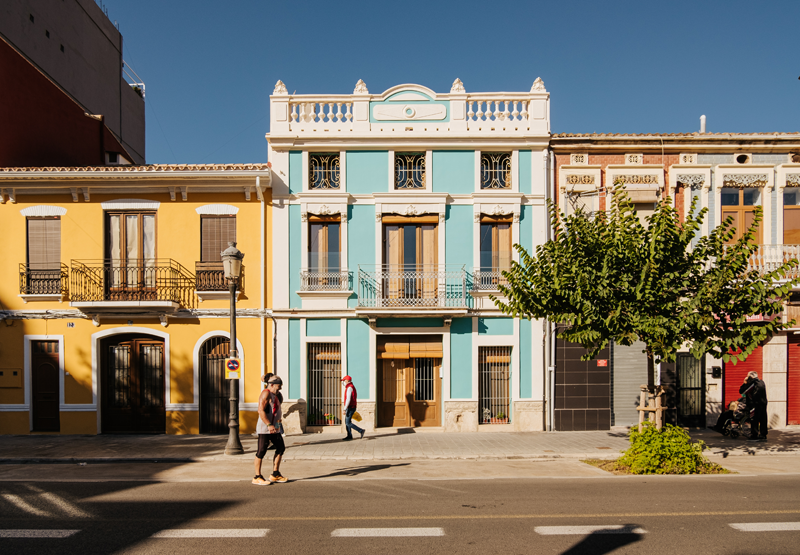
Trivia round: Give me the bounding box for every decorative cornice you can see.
[566,174,595,185]
[614,174,659,185]
[722,174,768,188]
[450,78,466,93]
[19,205,67,217]
[787,174,800,187]
[195,204,239,215]
[273,80,288,95]
[676,174,705,189]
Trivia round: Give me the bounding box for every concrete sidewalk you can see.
[1,427,799,463]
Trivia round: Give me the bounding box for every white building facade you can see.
[268,78,552,433]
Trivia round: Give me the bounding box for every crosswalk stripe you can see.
[730,522,800,532]
[332,528,445,537]
[0,494,52,517]
[535,525,647,535]
[151,529,270,538]
[0,530,80,538]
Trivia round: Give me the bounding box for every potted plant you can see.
[491,412,509,424]
[324,413,336,426]
[482,407,492,424]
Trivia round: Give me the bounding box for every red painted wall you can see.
[0,38,127,167]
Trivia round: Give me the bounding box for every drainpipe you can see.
[547,149,557,430]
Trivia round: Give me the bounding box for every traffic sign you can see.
[226,358,241,379]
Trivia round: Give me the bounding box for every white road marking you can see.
[730,522,800,532]
[332,527,445,537]
[25,485,92,518]
[535,525,647,535]
[151,529,270,538]
[0,494,52,517]
[0,530,79,538]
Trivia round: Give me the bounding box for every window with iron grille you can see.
[479,346,511,424]
[480,152,511,189]
[307,343,342,426]
[309,153,340,189]
[395,153,425,189]
[201,215,236,262]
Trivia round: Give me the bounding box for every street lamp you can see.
[221,241,244,455]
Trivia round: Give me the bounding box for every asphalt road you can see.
[2,467,800,554]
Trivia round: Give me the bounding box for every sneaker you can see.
[269,473,288,483]
[342,437,353,441]
[252,475,270,486]
[359,429,365,439]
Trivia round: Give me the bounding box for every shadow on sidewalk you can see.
[286,431,417,448]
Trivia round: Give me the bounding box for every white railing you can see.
[466,96,530,122]
[300,270,351,291]
[290,100,353,124]
[741,244,800,279]
[357,265,467,309]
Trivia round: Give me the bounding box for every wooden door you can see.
[378,358,441,427]
[379,359,409,427]
[31,341,60,432]
[102,335,165,433]
[409,358,441,427]
[200,337,229,434]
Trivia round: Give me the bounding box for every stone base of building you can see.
[512,401,545,431]
[281,400,307,435]
[444,401,479,432]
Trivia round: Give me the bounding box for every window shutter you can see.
[27,218,61,269]
[201,216,236,262]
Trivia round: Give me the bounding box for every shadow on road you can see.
[295,463,411,481]
[561,525,643,555]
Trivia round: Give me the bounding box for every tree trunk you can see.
[646,348,655,390]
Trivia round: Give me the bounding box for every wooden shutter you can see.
[201,216,236,262]
[27,217,61,269]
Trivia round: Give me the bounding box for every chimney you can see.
[700,115,706,134]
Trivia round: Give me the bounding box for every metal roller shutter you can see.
[612,341,648,427]
[788,336,800,425]
[723,346,763,407]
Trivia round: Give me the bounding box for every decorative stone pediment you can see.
[566,174,595,185]
[676,174,705,189]
[722,174,767,188]
[615,174,658,185]
[450,78,466,93]
[786,174,800,187]
[273,80,288,95]
[353,79,369,94]
[530,77,546,92]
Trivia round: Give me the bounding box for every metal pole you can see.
[225,279,244,455]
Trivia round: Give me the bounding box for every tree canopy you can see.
[493,186,799,388]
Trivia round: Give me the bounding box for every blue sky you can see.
[103,0,800,165]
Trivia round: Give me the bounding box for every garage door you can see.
[788,336,800,425]
[723,346,762,407]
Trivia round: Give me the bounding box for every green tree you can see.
[494,186,798,389]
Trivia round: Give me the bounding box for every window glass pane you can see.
[143,215,155,261]
[785,188,800,207]
[108,215,121,260]
[720,188,739,206]
[125,215,139,262]
[327,223,340,270]
[403,225,417,267]
[784,208,800,243]
[497,224,512,269]
[742,189,759,206]
[309,223,322,270]
[480,224,493,269]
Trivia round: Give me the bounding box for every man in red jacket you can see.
[342,375,365,441]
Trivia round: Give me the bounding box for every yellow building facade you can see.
[0,164,273,435]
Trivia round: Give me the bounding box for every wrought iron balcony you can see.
[19,263,69,297]
[472,268,510,291]
[357,265,467,309]
[195,261,226,291]
[70,259,196,309]
[300,270,351,291]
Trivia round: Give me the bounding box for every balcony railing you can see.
[738,244,800,279]
[301,270,351,291]
[357,265,467,309]
[71,259,196,308]
[472,268,510,291]
[195,261,226,291]
[19,263,69,296]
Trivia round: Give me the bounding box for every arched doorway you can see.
[199,336,230,434]
[101,334,166,433]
